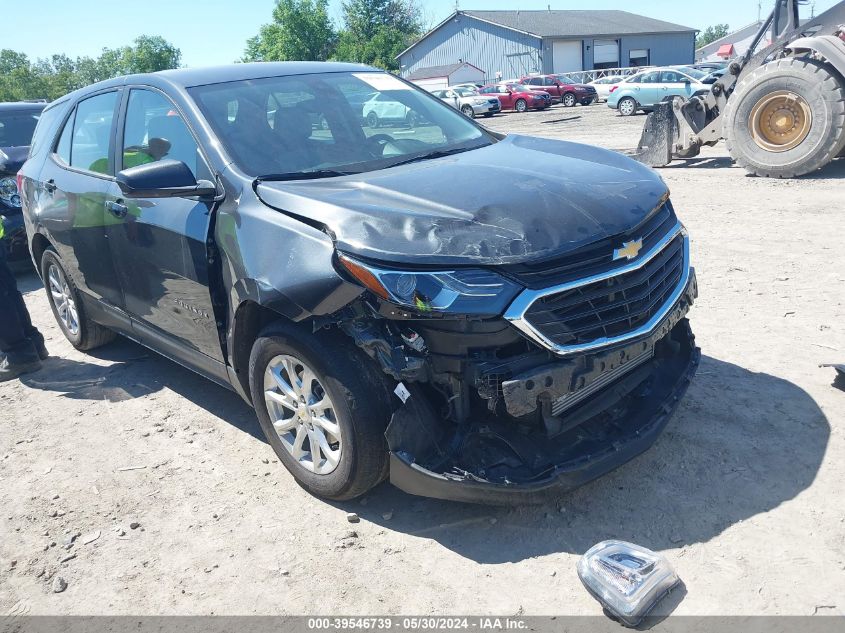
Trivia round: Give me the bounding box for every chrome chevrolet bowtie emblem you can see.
[613,238,643,261]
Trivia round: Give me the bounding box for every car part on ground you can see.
[633,0,845,178]
[821,363,845,389]
[578,540,682,627]
[21,62,699,504]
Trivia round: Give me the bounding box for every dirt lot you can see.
[2,102,844,618]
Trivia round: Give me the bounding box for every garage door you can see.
[412,77,448,91]
[553,40,582,73]
[593,40,619,66]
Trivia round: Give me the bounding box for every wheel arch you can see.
[227,277,365,402]
[30,231,52,275]
[786,35,845,81]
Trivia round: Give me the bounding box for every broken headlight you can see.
[338,253,520,315]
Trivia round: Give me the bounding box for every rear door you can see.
[103,86,223,362]
[35,90,124,309]
[634,71,661,106]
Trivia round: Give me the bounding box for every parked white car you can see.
[588,75,624,102]
[430,87,501,118]
[362,93,416,128]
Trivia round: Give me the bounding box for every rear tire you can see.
[618,97,637,116]
[249,322,391,501]
[723,57,845,178]
[41,248,115,351]
[366,111,379,128]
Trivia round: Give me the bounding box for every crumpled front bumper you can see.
[387,280,700,504]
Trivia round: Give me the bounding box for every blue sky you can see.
[4,0,840,67]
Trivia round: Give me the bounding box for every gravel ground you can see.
[2,102,844,618]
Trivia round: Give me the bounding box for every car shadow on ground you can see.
[16,273,830,563]
[17,270,264,441]
[341,355,829,563]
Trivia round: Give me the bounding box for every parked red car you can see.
[479,83,551,112]
[520,75,598,107]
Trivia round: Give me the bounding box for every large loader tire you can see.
[723,57,845,178]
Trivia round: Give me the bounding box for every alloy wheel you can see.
[48,264,79,336]
[564,94,576,107]
[619,98,636,116]
[263,354,341,475]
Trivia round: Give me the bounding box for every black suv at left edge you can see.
[20,62,699,504]
[1,101,46,262]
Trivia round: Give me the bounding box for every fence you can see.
[550,66,653,83]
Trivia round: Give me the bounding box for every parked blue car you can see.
[607,67,709,116]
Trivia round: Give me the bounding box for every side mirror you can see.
[116,159,216,199]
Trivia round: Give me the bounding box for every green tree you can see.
[0,36,181,102]
[243,0,336,62]
[333,0,422,71]
[122,35,182,73]
[696,24,730,49]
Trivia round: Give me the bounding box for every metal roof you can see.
[405,62,484,80]
[462,10,696,38]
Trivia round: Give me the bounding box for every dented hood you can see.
[255,135,668,266]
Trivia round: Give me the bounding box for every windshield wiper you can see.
[256,169,356,183]
[383,144,486,169]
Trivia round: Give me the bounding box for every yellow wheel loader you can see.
[634,0,845,178]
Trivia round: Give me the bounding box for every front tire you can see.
[461,104,475,118]
[618,97,637,116]
[562,93,576,107]
[514,99,527,113]
[249,322,391,501]
[41,249,115,351]
[723,57,845,178]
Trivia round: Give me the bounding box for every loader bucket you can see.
[631,101,677,167]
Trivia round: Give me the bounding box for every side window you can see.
[498,85,509,94]
[543,77,555,86]
[55,109,74,165]
[661,71,682,83]
[70,92,118,175]
[527,77,541,86]
[122,89,201,177]
[627,75,642,84]
[640,72,660,84]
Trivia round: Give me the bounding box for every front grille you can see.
[521,233,685,348]
[502,201,675,289]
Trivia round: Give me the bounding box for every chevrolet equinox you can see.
[20,63,699,503]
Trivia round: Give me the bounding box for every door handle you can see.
[44,179,56,193]
[106,200,128,219]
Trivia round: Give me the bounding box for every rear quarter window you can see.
[28,104,66,159]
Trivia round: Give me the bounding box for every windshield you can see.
[189,71,491,178]
[454,87,479,97]
[0,110,41,147]
[673,66,708,80]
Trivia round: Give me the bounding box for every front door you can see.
[659,70,697,100]
[104,87,223,362]
[37,90,124,309]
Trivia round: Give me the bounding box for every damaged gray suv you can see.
[20,62,699,503]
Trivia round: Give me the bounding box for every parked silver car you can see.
[431,87,501,118]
